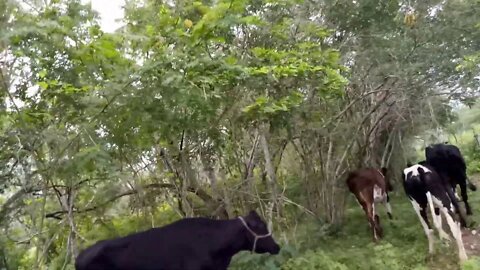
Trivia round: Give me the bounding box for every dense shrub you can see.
[281,249,348,270]
[229,245,298,270]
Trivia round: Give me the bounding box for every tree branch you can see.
[44,183,219,219]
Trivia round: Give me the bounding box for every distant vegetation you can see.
[411,101,480,175]
[450,103,480,175]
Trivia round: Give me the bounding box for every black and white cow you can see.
[424,143,477,215]
[402,164,467,262]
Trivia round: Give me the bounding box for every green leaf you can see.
[146,25,155,36]
[37,81,49,90]
[38,70,47,78]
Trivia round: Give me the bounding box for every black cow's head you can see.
[241,210,280,255]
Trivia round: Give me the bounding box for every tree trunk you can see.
[259,131,280,216]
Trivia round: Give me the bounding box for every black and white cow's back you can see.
[403,165,455,212]
[402,164,467,262]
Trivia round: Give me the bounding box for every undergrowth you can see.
[229,178,480,270]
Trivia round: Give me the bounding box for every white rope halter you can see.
[238,216,272,253]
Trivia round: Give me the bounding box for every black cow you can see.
[424,143,476,215]
[75,210,280,270]
[402,164,467,262]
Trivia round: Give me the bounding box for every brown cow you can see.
[346,167,393,242]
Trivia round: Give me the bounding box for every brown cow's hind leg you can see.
[363,201,380,242]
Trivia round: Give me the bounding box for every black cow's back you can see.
[76,218,239,270]
[75,239,127,270]
[425,143,467,176]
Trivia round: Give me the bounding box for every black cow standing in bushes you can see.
[421,142,477,216]
[75,210,280,270]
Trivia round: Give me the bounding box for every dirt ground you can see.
[462,174,480,258]
[463,228,480,257]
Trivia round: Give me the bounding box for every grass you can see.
[326,190,480,270]
[230,175,480,270]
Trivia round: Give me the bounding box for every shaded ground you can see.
[462,174,480,258]
[422,174,480,269]
[336,173,480,270]
[463,228,480,257]
[230,174,480,270]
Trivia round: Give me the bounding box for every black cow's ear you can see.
[248,210,259,218]
[246,210,260,226]
[418,167,425,175]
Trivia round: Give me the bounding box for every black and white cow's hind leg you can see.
[435,207,451,242]
[410,199,435,254]
[426,192,468,262]
[441,205,468,262]
[427,202,450,241]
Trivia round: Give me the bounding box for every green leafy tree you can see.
[1,0,479,268]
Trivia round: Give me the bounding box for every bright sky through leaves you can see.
[82,0,125,33]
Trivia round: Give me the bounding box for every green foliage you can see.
[462,257,480,270]
[447,102,480,174]
[230,245,298,270]
[230,191,478,270]
[281,249,348,270]
[454,8,480,91]
[242,92,304,121]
